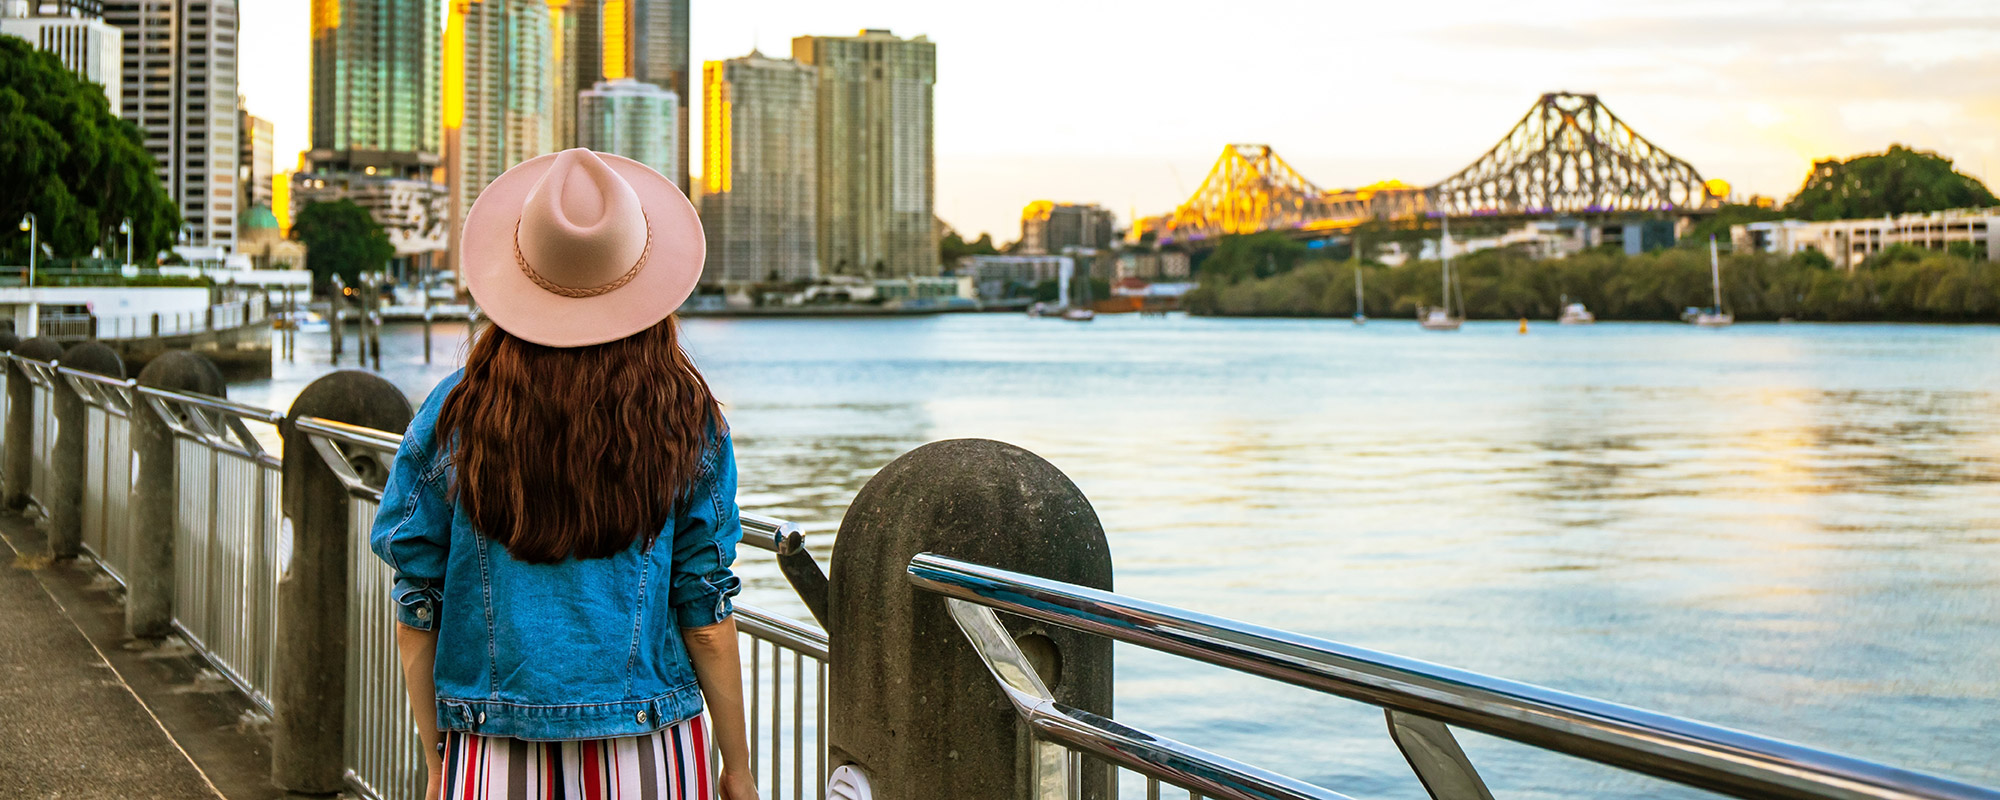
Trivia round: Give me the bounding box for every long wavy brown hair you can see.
[437,316,721,564]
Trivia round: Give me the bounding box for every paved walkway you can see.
[0,527,223,798]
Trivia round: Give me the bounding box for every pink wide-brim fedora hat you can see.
[461,148,704,348]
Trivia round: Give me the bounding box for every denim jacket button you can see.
[636,710,647,724]
[477,711,486,724]
[415,606,430,621]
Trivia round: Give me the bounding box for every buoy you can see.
[1518,318,1528,334]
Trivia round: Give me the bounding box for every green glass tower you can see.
[309,0,441,177]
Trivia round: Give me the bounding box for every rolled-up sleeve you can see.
[669,433,743,629]
[369,434,450,632]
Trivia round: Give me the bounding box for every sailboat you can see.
[1352,263,1367,325]
[1419,217,1463,331]
[1689,235,1733,327]
[1063,263,1096,322]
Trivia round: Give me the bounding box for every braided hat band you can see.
[511,210,653,299]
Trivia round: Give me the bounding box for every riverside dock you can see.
[0,334,1995,800]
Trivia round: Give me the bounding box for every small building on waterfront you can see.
[955,255,1071,301]
[1733,208,2000,271]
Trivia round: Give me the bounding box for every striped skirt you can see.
[441,714,711,800]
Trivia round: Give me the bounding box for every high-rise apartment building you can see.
[1,2,122,109]
[1019,201,1116,255]
[308,0,440,177]
[792,30,936,277]
[103,0,239,250]
[577,78,677,179]
[306,0,445,277]
[445,0,552,272]
[554,0,689,190]
[700,52,817,284]
[238,106,272,211]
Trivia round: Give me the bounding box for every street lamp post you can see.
[17,213,36,288]
[119,218,133,271]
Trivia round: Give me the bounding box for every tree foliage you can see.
[291,200,394,290]
[1786,145,1997,221]
[0,37,180,265]
[1186,244,2000,323]
[940,230,1000,265]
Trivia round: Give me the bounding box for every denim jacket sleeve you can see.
[368,379,456,632]
[668,431,743,629]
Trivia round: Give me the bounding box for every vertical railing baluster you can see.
[771,647,781,800]
[817,659,827,800]
[793,650,803,800]
[748,636,760,777]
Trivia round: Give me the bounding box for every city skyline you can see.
[234,0,2000,243]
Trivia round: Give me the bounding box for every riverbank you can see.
[1186,245,2000,322]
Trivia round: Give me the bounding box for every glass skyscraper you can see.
[577,78,677,181]
[555,0,689,191]
[792,30,937,277]
[444,0,552,273]
[308,0,440,177]
[700,52,817,285]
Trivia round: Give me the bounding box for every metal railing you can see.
[297,419,831,800]
[34,296,270,341]
[14,358,59,519]
[140,384,288,711]
[61,367,138,583]
[908,553,2000,800]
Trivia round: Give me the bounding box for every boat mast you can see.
[1354,262,1364,315]
[1441,216,1453,317]
[1708,235,1722,312]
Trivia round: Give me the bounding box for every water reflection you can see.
[237,316,2000,796]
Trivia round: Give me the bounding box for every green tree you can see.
[292,199,393,291]
[1786,145,1997,220]
[940,230,1000,265]
[0,37,179,266]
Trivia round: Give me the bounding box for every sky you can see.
[239,0,2000,244]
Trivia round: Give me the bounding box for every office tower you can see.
[308,0,440,177]
[1019,202,1116,255]
[700,52,816,284]
[306,0,445,277]
[556,0,689,190]
[444,0,552,273]
[577,78,677,179]
[103,0,240,250]
[238,106,272,211]
[0,2,122,110]
[793,30,936,277]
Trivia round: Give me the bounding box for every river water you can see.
[235,315,2000,798]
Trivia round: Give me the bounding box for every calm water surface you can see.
[236,315,2000,797]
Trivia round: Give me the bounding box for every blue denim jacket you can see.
[369,369,742,741]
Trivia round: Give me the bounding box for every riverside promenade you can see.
[0,334,1996,800]
[0,514,252,798]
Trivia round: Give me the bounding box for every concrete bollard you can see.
[4,337,62,511]
[828,438,1114,800]
[271,370,412,793]
[126,352,225,639]
[46,342,124,559]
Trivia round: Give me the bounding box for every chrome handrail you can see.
[907,553,2000,800]
[134,383,287,425]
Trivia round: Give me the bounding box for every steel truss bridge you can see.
[1132,92,1724,246]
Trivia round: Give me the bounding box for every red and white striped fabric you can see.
[441,713,711,800]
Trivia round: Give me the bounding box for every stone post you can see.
[828,439,1114,800]
[3,337,60,511]
[126,352,225,639]
[271,371,412,793]
[46,342,124,559]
